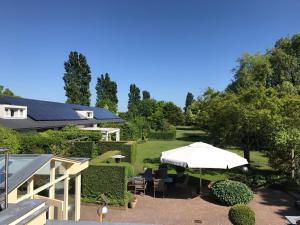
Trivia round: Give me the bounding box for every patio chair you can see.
[175,175,189,189]
[153,178,166,198]
[134,177,147,195]
[144,168,153,182]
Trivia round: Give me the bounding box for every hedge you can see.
[69,141,97,158]
[98,141,137,164]
[228,204,255,225]
[210,180,254,206]
[148,130,176,140]
[82,163,128,205]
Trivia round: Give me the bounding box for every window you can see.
[87,112,91,118]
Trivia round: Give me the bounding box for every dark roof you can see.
[0,96,122,130]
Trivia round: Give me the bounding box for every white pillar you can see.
[93,124,97,128]
[49,160,55,219]
[105,132,109,141]
[27,178,34,199]
[63,174,70,220]
[75,174,81,221]
[116,129,120,141]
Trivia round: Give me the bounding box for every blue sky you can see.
[0,0,299,111]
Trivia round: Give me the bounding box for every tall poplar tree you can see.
[184,92,194,113]
[142,90,151,100]
[63,51,91,106]
[128,84,141,117]
[95,73,118,113]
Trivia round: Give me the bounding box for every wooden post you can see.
[75,174,81,221]
[49,160,55,219]
[27,177,34,199]
[63,173,69,220]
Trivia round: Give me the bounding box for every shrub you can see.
[69,141,97,158]
[148,130,176,140]
[82,163,128,205]
[0,127,19,153]
[98,141,137,164]
[228,204,255,225]
[44,127,102,142]
[18,131,68,155]
[210,180,253,206]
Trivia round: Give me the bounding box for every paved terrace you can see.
[81,188,299,225]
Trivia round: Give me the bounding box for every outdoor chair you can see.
[153,178,166,198]
[134,177,147,195]
[144,168,153,182]
[175,175,189,189]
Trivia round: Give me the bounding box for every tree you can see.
[63,51,91,106]
[184,92,194,113]
[162,101,184,126]
[0,85,15,97]
[128,84,141,117]
[142,90,150,100]
[95,73,118,113]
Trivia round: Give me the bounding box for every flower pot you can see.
[128,199,137,209]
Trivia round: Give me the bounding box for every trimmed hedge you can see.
[148,130,176,140]
[210,180,253,206]
[98,141,137,164]
[228,204,255,225]
[69,141,97,158]
[82,163,128,205]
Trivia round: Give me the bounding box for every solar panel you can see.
[0,96,121,122]
[0,97,81,121]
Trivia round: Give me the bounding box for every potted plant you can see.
[128,195,138,209]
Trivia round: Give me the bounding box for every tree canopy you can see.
[63,51,91,106]
[0,85,15,97]
[95,73,118,112]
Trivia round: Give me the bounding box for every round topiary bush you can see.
[228,204,255,225]
[210,180,253,206]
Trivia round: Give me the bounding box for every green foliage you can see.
[95,73,118,113]
[63,51,91,106]
[98,141,137,164]
[19,131,68,155]
[69,141,97,158]
[94,150,121,163]
[142,90,150,100]
[162,101,184,125]
[46,125,102,142]
[184,92,194,113]
[148,130,176,140]
[82,163,128,205]
[0,85,15,97]
[128,83,141,118]
[228,204,255,225]
[210,180,253,206]
[0,127,20,153]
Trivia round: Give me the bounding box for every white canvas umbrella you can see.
[160,142,248,194]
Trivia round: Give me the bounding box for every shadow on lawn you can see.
[176,131,210,143]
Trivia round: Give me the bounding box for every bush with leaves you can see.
[0,127,19,153]
[210,180,253,206]
[228,204,255,225]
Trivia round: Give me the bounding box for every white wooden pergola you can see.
[7,156,88,221]
[80,125,120,141]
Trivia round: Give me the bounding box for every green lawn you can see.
[135,127,271,182]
